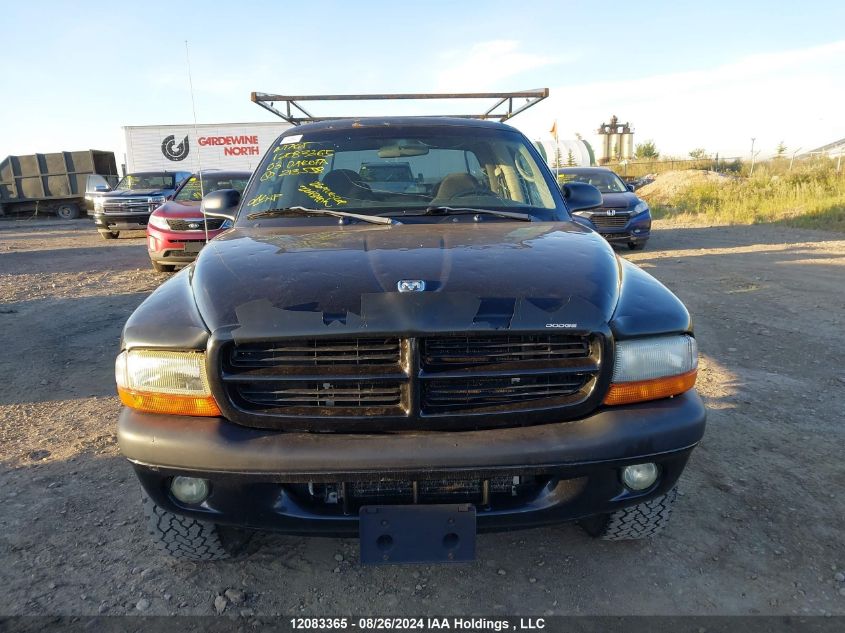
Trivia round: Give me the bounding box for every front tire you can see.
[98,229,119,240]
[581,487,677,540]
[151,260,175,273]
[628,241,646,251]
[142,489,249,561]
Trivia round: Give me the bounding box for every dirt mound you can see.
[637,170,730,204]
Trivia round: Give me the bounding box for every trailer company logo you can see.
[161,135,190,162]
[198,135,260,157]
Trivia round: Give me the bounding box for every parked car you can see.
[92,171,191,239]
[116,117,705,563]
[554,167,651,250]
[146,170,251,272]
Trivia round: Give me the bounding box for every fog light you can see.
[622,463,658,491]
[170,476,210,504]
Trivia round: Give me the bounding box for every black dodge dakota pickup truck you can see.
[116,117,705,563]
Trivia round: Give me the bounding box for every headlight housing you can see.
[147,213,170,230]
[115,350,220,416]
[94,197,104,212]
[632,201,649,215]
[604,335,698,406]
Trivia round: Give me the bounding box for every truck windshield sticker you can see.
[281,134,303,144]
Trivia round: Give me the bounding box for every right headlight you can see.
[115,350,220,416]
[147,213,170,230]
[604,335,698,406]
[94,197,104,212]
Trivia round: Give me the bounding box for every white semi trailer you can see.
[123,121,292,174]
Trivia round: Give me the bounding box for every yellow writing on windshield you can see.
[246,192,284,207]
[260,142,335,182]
[298,181,347,207]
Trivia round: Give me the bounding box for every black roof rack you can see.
[250,89,549,126]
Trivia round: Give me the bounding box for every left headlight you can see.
[632,201,649,215]
[604,335,698,406]
[115,350,221,416]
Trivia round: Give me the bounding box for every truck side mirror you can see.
[627,183,636,192]
[561,182,603,212]
[94,185,110,192]
[201,189,240,221]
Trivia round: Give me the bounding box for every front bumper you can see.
[147,226,224,264]
[119,390,706,536]
[93,212,150,231]
[575,212,651,244]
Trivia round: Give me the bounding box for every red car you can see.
[146,170,250,272]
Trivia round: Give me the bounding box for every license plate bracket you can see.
[184,242,204,253]
[359,504,476,565]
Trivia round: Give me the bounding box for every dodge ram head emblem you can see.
[397,280,426,292]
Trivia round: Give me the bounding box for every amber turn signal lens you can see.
[603,369,697,406]
[118,387,221,417]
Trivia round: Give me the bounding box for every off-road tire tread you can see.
[142,492,231,560]
[593,487,677,540]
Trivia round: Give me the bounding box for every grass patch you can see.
[649,161,845,232]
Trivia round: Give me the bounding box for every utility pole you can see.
[789,147,802,171]
[750,137,757,176]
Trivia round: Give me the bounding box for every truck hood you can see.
[190,221,622,338]
[103,188,172,198]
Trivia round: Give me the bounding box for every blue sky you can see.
[2,0,844,160]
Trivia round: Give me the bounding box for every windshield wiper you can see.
[246,206,398,225]
[411,206,532,221]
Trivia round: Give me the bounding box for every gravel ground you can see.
[0,217,843,617]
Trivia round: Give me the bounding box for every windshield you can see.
[557,170,627,194]
[241,126,560,219]
[114,174,175,191]
[174,173,250,201]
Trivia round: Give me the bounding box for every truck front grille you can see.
[102,198,157,214]
[421,373,590,414]
[591,213,630,229]
[218,334,602,429]
[234,379,404,414]
[421,334,589,370]
[230,338,401,370]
